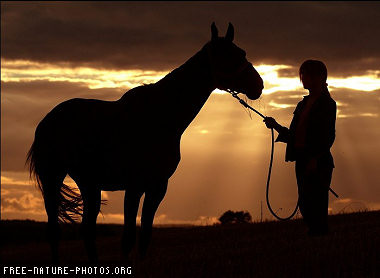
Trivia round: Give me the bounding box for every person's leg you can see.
[296,161,312,227]
[309,166,333,235]
[296,160,332,236]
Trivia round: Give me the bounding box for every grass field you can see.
[1,210,379,277]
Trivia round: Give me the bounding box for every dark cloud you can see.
[277,67,299,78]
[2,2,380,76]
[333,88,380,118]
[1,81,122,172]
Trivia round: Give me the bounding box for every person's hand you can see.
[263,117,278,129]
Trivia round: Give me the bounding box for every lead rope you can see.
[226,89,298,220]
[227,89,339,221]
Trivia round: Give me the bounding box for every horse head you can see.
[205,22,263,100]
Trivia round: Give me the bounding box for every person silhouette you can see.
[264,60,336,236]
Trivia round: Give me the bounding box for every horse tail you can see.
[57,182,83,223]
[26,135,83,223]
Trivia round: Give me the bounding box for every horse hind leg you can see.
[78,185,101,263]
[122,189,143,258]
[39,172,66,264]
[139,180,168,258]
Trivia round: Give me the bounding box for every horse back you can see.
[35,95,181,183]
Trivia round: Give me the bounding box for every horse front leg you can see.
[139,180,168,258]
[81,187,101,263]
[122,188,143,257]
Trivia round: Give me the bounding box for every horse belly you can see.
[70,143,181,191]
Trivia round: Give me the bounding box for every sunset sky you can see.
[1,2,380,225]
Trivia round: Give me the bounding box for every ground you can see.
[1,210,379,277]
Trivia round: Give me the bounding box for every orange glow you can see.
[256,65,301,94]
[2,58,380,224]
[329,73,380,92]
[2,59,380,93]
[1,59,167,89]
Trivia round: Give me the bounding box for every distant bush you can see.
[218,210,252,225]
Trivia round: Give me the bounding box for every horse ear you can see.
[211,22,218,41]
[225,22,234,42]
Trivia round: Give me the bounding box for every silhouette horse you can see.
[26,23,263,263]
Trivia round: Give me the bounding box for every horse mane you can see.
[157,46,210,88]
[118,44,210,106]
[118,83,155,103]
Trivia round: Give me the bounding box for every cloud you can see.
[1,175,30,186]
[332,88,380,119]
[1,80,123,172]
[2,2,380,76]
[1,59,168,89]
[97,213,125,224]
[330,198,370,214]
[1,192,44,213]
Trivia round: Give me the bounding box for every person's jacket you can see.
[276,90,336,168]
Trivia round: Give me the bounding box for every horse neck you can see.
[156,47,216,135]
